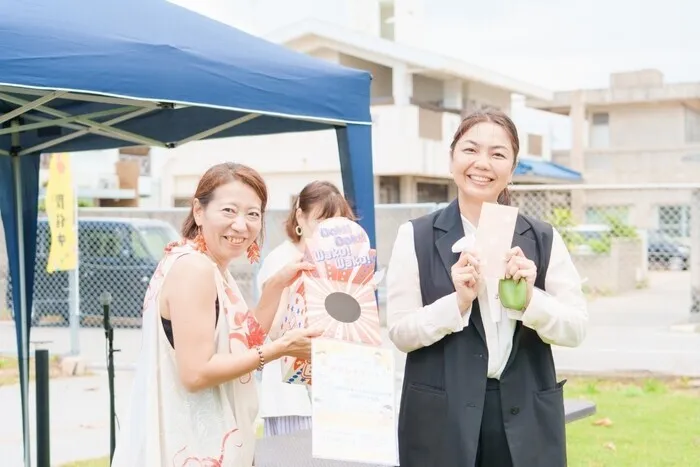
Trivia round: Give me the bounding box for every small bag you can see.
[498,278,528,311]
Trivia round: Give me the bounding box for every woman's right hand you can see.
[278,327,323,360]
[451,250,482,315]
[266,259,316,291]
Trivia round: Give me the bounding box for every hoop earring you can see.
[295,225,303,237]
[194,226,207,253]
[247,241,260,264]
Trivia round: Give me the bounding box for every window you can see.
[417,182,449,203]
[658,205,691,238]
[129,229,151,259]
[135,226,179,259]
[589,112,610,149]
[379,176,400,204]
[81,226,123,258]
[685,107,700,143]
[119,150,151,176]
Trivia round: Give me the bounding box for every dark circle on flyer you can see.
[325,292,361,323]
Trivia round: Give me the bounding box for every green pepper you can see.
[499,278,528,311]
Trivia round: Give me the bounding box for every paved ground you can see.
[3,271,697,376]
[552,271,700,377]
[0,371,133,466]
[1,271,699,465]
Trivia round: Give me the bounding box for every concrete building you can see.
[528,69,700,238]
[40,0,580,211]
[155,0,582,209]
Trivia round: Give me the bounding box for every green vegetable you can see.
[499,278,527,311]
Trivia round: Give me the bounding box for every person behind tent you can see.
[255,180,357,437]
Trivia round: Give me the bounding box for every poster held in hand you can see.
[311,338,398,466]
[275,217,399,464]
[278,217,382,385]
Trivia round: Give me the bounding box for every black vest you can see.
[397,200,566,467]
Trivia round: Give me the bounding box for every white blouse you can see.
[386,216,588,380]
[255,240,312,418]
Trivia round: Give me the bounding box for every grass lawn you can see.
[61,461,109,467]
[57,377,700,467]
[565,376,700,467]
[0,355,63,386]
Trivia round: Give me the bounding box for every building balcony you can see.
[370,102,461,178]
[371,102,581,184]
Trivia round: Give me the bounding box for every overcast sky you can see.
[424,0,693,90]
[175,0,693,90]
[172,0,692,148]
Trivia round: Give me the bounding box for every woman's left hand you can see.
[504,246,537,308]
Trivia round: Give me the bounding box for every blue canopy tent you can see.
[0,0,374,463]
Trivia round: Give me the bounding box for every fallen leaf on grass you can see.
[592,417,614,427]
[603,442,616,451]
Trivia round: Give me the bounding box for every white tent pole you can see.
[11,119,31,467]
[0,93,164,150]
[173,113,259,147]
[0,91,63,126]
[18,107,162,155]
[0,106,141,136]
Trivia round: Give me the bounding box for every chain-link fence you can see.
[0,185,698,358]
[0,203,437,332]
[511,184,696,297]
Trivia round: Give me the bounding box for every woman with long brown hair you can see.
[255,180,356,437]
[112,163,321,467]
[386,109,588,467]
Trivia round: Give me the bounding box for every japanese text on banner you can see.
[45,153,77,272]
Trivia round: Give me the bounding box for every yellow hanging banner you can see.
[45,153,78,272]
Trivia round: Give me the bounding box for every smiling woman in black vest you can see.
[386,109,588,467]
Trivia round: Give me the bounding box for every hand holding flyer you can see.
[474,203,519,323]
[451,203,520,323]
[278,217,382,385]
[275,217,399,464]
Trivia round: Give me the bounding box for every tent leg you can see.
[334,124,376,248]
[11,119,31,467]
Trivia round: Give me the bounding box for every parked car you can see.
[647,231,690,270]
[562,224,690,270]
[6,217,179,326]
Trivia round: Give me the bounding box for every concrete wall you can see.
[572,239,644,295]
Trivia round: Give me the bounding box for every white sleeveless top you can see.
[111,241,263,467]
